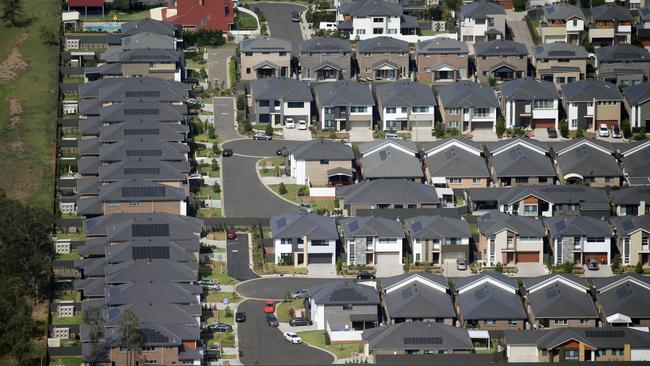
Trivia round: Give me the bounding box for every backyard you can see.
[81,9,151,22]
[234,10,258,30]
[298,331,364,359]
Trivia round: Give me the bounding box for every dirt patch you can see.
[7,97,23,128]
[0,32,29,85]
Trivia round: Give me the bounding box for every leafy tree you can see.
[244,122,253,132]
[434,122,445,138]
[212,144,221,156]
[513,0,526,11]
[278,182,288,195]
[636,262,644,274]
[212,183,221,193]
[40,26,59,46]
[237,95,247,110]
[621,120,632,139]
[207,125,216,139]
[561,261,574,274]
[495,117,506,138]
[5,309,32,365]
[83,306,106,366]
[265,123,273,136]
[575,128,584,138]
[1,0,23,27]
[559,119,569,138]
[494,262,503,272]
[211,159,220,172]
[119,310,142,366]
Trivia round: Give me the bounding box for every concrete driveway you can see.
[375,263,404,278]
[307,263,337,278]
[207,47,236,89]
[283,126,312,141]
[441,259,473,277]
[513,263,547,277]
[411,127,435,142]
[506,11,535,55]
[213,96,241,141]
[532,127,564,142]
[471,129,499,142]
[349,128,373,142]
[583,264,613,278]
[252,3,307,56]
[227,235,259,281]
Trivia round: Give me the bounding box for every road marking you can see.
[231,249,239,253]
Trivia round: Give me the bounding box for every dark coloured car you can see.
[611,126,622,138]
[291,10,301,22]
[547,127,558,139]
[227,231,237,240]
[235,312,246,322]
[356,271,375,280]
[289,317,313,327]
[210,323,233,332]
[222,148,233,157]
[266,314,279,327]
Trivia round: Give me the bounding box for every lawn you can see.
[263,263,308,276]
[200,262,239,285]
[54,292,77,301]
[206,291,242,303]
[204,308,235,325]
[257,158,284,177]
[196,184,221,200]
[0,0,60,210]
[228,56,237,88]
[49,356,83,366]
[212,332,236,348]
[235,10,258,30]
[55,231,86,241]
[269,184,336,212]
[199,163,221,178]
[276,299,304,323]
[298,331,364,359]
[81,9,151,22]
[198,207,223,218]
[55,250,81,261]
[51,315,82,326]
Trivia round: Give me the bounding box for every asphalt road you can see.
[212,96,241,141]
[227,234,259,281]
[252,3,307,55]
[237,299,335,365]
[236,278,346,300]
[207,47,236,88]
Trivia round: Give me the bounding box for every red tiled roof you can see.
[68,0,104,7]
[165,0,234,32]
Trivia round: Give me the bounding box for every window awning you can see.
[327,167,353,177]
[607,313,632,324]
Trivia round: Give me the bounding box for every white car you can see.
[297,120,308,130]
[284,332,303,344]
[285,118,295,129]
[385,133,402,139]
[598,124,610,137]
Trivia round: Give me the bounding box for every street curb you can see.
[255,158,299,207]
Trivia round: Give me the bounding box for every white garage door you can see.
[375,252,403,277]
[349,120,371,129]
[442,251,466,261]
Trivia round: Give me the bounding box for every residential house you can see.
[545,216,612,266]
[374,80,436,131]
[289,140,355,186]
[478,212,545,266]
[270,212,339,266]
[67,0,104,16]
[96,159,188,189]
[505,327,650,362]
[100,48,185,81]
[381,273,456,325]
[250,78,312,127]
[362,322,472,357]
[533,42,589,90]
[561,79,624,131]
[611,186,650,216]
[114,31,177,51]
[553,139,623,186]
[415,37,469,84]
[424,138,490,189]
[357,37,409,81]
[522,274,599,329]
[299,37,352,81]
[162,0,234,32]
[337,179,440,216]
[487,138,557,187]
[120,18,181,38]
[358,138,423,180]
[240,37,292,80]
[474,39,528,84]
[459,0,506,45]
[592,273,650,326]
[500,78,560,129]
[539,4,585,44]
[340,216,405,274]
[437,81,498,131]
[638,7,650,47]
[611,215,650,267]
[404,215,470,265]
[589,4,633,47]
[97,121,188,144]
[313,81,375,131]
[596,44,650,87]
[623,82,650,129]
[336,0,418,40]
[619,140,650,185]
[306,281,380,332]
[453,272,527,330]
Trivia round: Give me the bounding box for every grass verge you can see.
[269,184,336,212]
[298,330,364,359]
[276,299,304,323]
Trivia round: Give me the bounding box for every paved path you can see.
[506,11,535,55]
[227,235,259,281]
[213,96,241,141]
[252,3,307,56]
[208,48,236,89]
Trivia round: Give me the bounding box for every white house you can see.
[459,0,506,44]
[270,212,339,267]
[500,78,560,130]
[546,216,612,266]
[337,0,419,41]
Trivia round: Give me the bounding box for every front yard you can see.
[269,184,336,213]
[205,291,242,304]
[298,331,364,359]
[200,262,239,285]
[51,315,82,326]
[257,157,285,177]
[276,299,304,323]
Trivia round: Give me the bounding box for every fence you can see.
[203,217,270,230]
[48,345,82,356]
[310,187,336,197]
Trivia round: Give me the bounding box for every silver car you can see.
[456,258,468,271]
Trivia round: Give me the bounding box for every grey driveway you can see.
[227,234,259,281]
[237,299,334,365]
[583,264,613,278]
[507,14,536,55]
[207,47,236,88]
[513,263,547,277]
[251,3,307,55]
[213,96,241,141]
[236,278,345,300]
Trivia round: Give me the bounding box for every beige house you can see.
[533,42,589,90]
[478,213,545,266]
[100,48,184,81]
[424,138,490,189]
[539,4,585,44]
[415,37,469,84]
[239,37,292,80]
[474,39,528,84]
[356,37,409,81]
[437,81,498,132]
[612,216,650,267]
[561,79,624,131]
[289,140,355,187]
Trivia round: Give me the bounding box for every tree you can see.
[575,128,584,138]
[278,182,288,195]
[559,119,569,138]
[265,123,273,136]
[5,309,32,365]
[212,183,221,193]
[496,117,506,138]
[211,159,220,172]
[434,122,445,138]
[636,262,644,274]
[513,0,526,11]
[1,0,23,27]
[494,262,503,272]
[119,310,142,366]
[83,306,106,366]
[40,26,59,46]
[621,120,632,139]
[237,95,247,110]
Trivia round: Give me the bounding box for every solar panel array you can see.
[132,223,170,237]
[276,217,287,229]
[124,167,161,175]
[124,108,159,115]
[330,288,367,302]
[585,330,625,338]
[554,220,567,232]
[140,328,170,343]
[121,186,166,197]
[403,337,443,345]
[130,54,174,61]
[132,246,171,260]
[548,50,575,57]
[124,128,160,136]
[411,221,423,232]
[126,149,163,156]
[125,90,161,98]
[348,220,360,232]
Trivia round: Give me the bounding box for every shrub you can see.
[278,183,288,195]
[244,122,253,132]
[288,307,296,319]
[336,259,343,274]
[634,132,648,140]
[621,120,632,139]
[560,261,574,274]
[207,125,216,139]
[211,159,220,171]
[494,262,503,273]
[559,119,569,138]
[611,257,621,274]
[496,117,506,138]
[488,77,497,88]
[237,95,247,110]
[446,128,460,137]
[636,262,644,274]
[212,145,221,155]
[265,124,273,136]
[324,331,331,345]
[315,207,328,215]
[434,121,445,138]
[297,186,309,196]
[575,128,584,138]
[224,306,233,318]
[212,183,221,193]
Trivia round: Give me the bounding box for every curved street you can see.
[236,277,346,300]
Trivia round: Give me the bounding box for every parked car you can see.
[186,98,199,104]
[297,120,308,130]
[207,343,222,352]
[222,148,233,157]
[266,314,279,327]
[253,132,272,140]
[385,133,402,139]
[611,126,622,138]
[210,323,233,332]
[285,118,296,129]
[198,279,220,291]
[263,300,275,314]
[187,173,202,180]
[291,10,301,22]
[183,46,200,53]
[456,258,468,271]
[547,127,558,139]
[284,332,303,344]
[299,203,313,213]
[235,312,246,322]
[227,231,237,240]
[598,124,610,137]
[291,289,309,299]
[289,317,313,327]
[587,259,600,270]
[276,147,289,156]
[356,271,375,280]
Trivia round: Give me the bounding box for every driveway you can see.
[507,15,535,55]
[237,300,334,365]
[583,265,613,278]
[471,129,499,142]
[375,264,403,278]
[236,278,345,300]
[213,96,241,141]
[252,3,307,56]
[349,128,373,142]
[208,47,236,88]
[307,263,337,278]
[513,263,547,277]
[283,126,312,141]
[227,234,259,281]
[441,259,473,278]
[411,127,435,142]
[532,128,564,142]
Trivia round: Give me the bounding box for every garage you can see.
[471,121,494,130]
[584,253,608,264]
[348,120,371,130]
[442,251,466,261]
[375,252,402,277]
[308,253,333,264]
[515,252,540,263]
[596,120,618,129]
[376,252,400,265]
[532,119,555,129]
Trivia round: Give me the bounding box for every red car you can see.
[263,300,275,314]
[226,231,237,240]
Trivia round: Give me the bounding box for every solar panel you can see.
[330,288,367,302]
[124,108,159,115]
[445,150,454,160]
[621,220,635,231]
[474,287,487,301]
[276,217,287,229]
[585,330,625,338]
[379,150,388,161]
[411,221,423,232]
[140,328,170,343]
[554,221,567,232]
[132,223,170,237]
[130,54,173,61]
[548,50,574,57]
[545,287,559,300]
[348,221,359,233]
[121,186,166,197]
[404,337,442,345]
[401,287,413,300]
[510,148,521,160]
[132,246,171,260]
[124,128,160,136]
[616,285,631,299]
[125,90,161,98]
[126,149,163,157]
[124,167,161,175]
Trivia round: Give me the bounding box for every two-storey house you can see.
[596,44,650,87]
[474,39,528,83]
[561,79,624,131]
[611,216,650,267]
[589,4,633,47]
[336,0,418,40]
[250,78,312,127]
[619,140,650,185]
[459,0,506,45]
[404,215,470,265]
[546,216,612,266]
[289,140,355,186]
[357,36,410,81]
[313,81,375,132]
[540,4,585,44]
[610,186,650,216]
[270,212,339,266]
[553,139,623,187]
[623,82,650,130]
[358,138,423,180]
[437,81,498,131]
[487,138,557,187]
[299,37,352,81]
[415,37,469,84]
[424,138,490,189]
[478,212,545,266]
[240,37,292,80]
[374,80,436,131]
[500,78,560,129]
[533,42,589,90]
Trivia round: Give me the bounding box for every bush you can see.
[496,117,506,138]
[622,120,632,139]
[634,132,648,140]
[278,183,288,195]
[488,77,497,88]
[211,159,220,171]
[288,307,296,319]
[513,0,526,11]
[494,262,503,273]
[559,119,569,138]
[336,259,343,274]
[611,257,621,274]
[575,128,584,138]
[297,186,309,197]
[199,67,208,80]
[560,261,574,274]
[224,306,233,318]
[265,124,274,136]
[315,207,328,215]
[244,122,253,132]
[212,183,221,193]
[323,331,331,346]
[237,95,247,110]
[212,145,222,155]
[207,125,216,139]
[434,122,445,138]
[636,262,644,274]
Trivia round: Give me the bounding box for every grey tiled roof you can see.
[337,180,440,205]
[474,39,528,56]
[339,0,403,17]
[98,139,189,163]
[121,32,176,50]
[561,79,623,102]
[360,144,423,179]
[611,215,650,236]
[610,186,650,206]
[340,216,404,238]
[98,121,188,143]
[103,48,182,63]
[438,81,498,108]
[79,77,189,102]
[251,78,312,102]
[307,280,380,305]
[99,100,187,123]
[505,327,650,349]
[105,303,200,327]
[488,138,556,178]
[105,281,202,306]
[641,6,650,21]
[240,36,292,53]
[375,80,436,107]
[461,0,505,19]
[84,212,202,237]
[359,138,417,156]
[623,82,650,105]
[98,178,186,202]
[404,215,470,240]
[591,3,633,21]
[523,274,598,319]
[416,37,468,55]
[454,272,526,321]
[620,140,650,179]
[104,238,199,264]
[593,273,650,320]
[270,212,338,240]
[383,282,455,319]
[543,4,584,20]
[105,259,196,283]
[362,322,472,351]
[358,36,409,54]
[472,185,610,208]
[121,18,178,37]
[381,272,449,290]
[597,44,650,63]
[290,140,354,161]
[99,159,187,182]
[500,78,559,101]
[299,37,351,53]
[544,216,612,238]
[533,42,588,60]
[105,322,198,347]
[314,81,374,107]
[554,139,622,179]
[478,215,545,237]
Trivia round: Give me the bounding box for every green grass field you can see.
[81,9,151,22]
[0,1,59,210]
[235,11,258,30]
[297,331,363,359]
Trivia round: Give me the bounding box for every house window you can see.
[324,120,335,128]
[351,106,367,113]
[524,204,537,215]
[311,240,329,246]
[246,67,251,74]
[596,349,605,357]
[108,202,120,207]
[570,119,578,128]
[287,102,304,108]
[373,28,384,34]
[280,52,287,56]
[343,304,353,310]
[320,159,329,165]
[539,177,548,183]
[565,350,579,360]
[449,178,462,184]
[448,108,460,115]
[259,100,270,107]
[623,238,630,265]
[612,348,624,356]
[472,178,481,184]
[386,107,397,113]
[143,347,155,352]
[573,236,582,250]
[483,320,496,326]
[280,238,292,245]
[579,319,590,325]
[415,253,421,262]
[245,52,253,56]
[144,360,159,365]
[387,28,398,34]
[533,100,554,109]
[515,177,529,183]
[324,107,334,114]
[356,29,366,35]
[373,17,383,22]
[129,201,140,207]
[474,108,490,118]
[386,120,397,129]
[554,319,568,325]
[412,106,428,113]
[586,237,604,243]
[379,238,394,245]
[507,320,518,326]
[448,121,459,128]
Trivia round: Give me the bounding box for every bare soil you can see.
[0,32,29,85]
